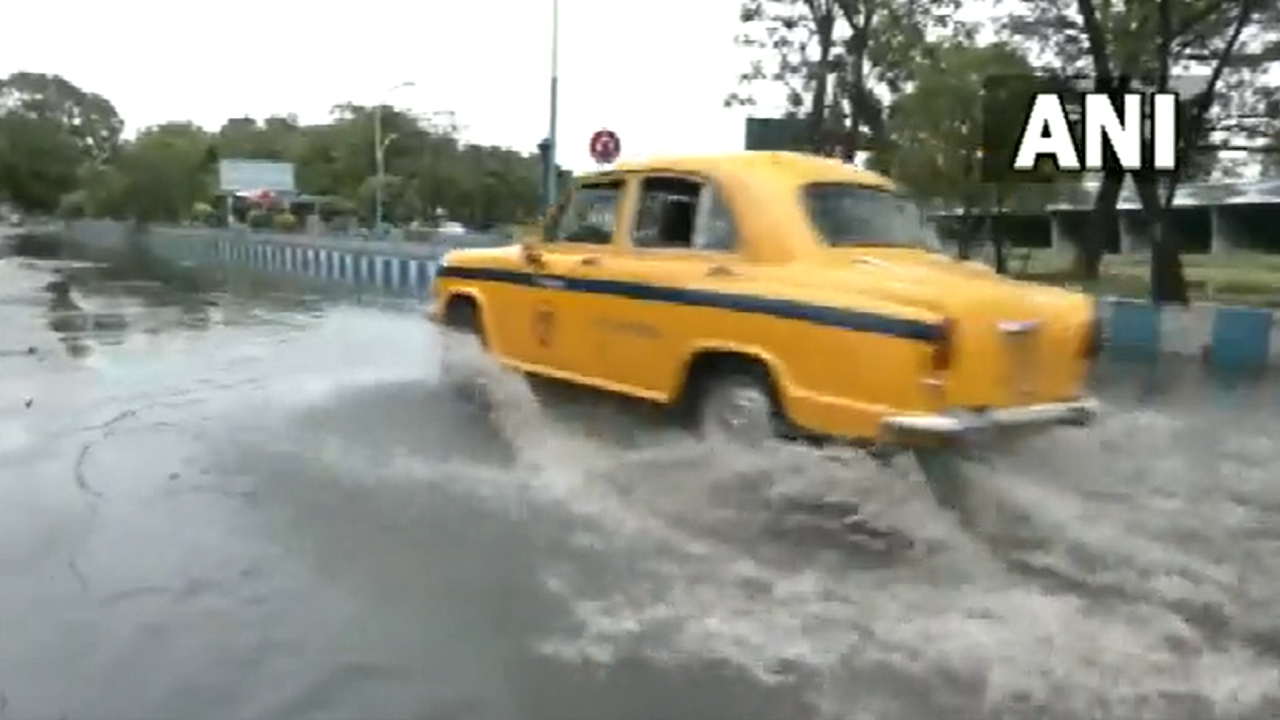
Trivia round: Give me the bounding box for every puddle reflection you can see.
[41,269,216,359]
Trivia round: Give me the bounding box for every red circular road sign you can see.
[589,128,621,164]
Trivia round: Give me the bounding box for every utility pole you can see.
[541,0,560,211]
[374,81,416,236]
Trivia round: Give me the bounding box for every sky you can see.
[1,0,765,171]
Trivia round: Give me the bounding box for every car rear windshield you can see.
[802,183,940,251]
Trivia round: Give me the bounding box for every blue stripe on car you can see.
[436,265,942,342]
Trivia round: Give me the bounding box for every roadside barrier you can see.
[1100,297,1275,372]
[98,226,1280,374]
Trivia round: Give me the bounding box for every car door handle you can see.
[706,264,736,277]
[532,276,566,289]
[579,255,602,267]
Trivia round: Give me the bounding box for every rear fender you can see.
[675,340,795,412]
[441,288,492,338]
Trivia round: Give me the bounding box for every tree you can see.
[0,72,124,212]
[886,42,1037,200]
[728,0,959,161]
[0,72,123,162]
[1,71,545,228]
[110,122,215,222]
[1269,123,1280,176]
[999,0,1280,301]
[0,112,83,213]
[886,41,1067,269]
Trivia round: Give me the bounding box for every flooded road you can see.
[2,253,1279,720]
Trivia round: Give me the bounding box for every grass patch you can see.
[1012,249,1280,306]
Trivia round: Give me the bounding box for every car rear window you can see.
[802,183,940,251]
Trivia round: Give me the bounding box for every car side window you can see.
[550,180,624,244]
[632,176,737,252]
[691,185,737,252]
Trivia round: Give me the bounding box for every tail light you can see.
[931,318,955,371]
[1081,315,1104,359]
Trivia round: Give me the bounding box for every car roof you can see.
[588,151,898,192]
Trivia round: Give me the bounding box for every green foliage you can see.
[0,112,84,213]
[730,0,1280,293]
[728,0,962,156]
[246,209,271,229]
[996,0,1280,171]
[885,43,1042,202]
[271,212,297,231]
[0,75,543,228]
[58,190,88,219]
[731,0,1278,188]
[0,72,123,213]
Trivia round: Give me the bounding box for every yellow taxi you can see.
[426,151,1101,452]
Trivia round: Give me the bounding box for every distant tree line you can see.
[0,72,548,230]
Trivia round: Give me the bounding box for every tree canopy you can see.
[0,72,544,229]
[728,0,1280,295]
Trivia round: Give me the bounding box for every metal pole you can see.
[373,81,415,237]
[374,104,384,236]
[545,0,560,210]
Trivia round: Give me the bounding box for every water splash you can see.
[205,315,1280,720]
[448,351,1280,720]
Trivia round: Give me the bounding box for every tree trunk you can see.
[993,185,1008,274]
[1133,172,1189,305]
[956,150,979,260]
[835,0,873,156]
[957,206,972,260]
[806,2,835,151]
[1071,0,1118,283]
[1079,171,1120,280]
[1148,238,1188,305]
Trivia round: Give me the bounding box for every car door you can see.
[521,177,628,379]
[580,173,747,396]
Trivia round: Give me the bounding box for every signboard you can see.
[743,117,808,152]
[218,159,296,193]
[589,129,621,165]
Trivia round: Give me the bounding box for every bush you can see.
[271,212,298,230]
[191,201,215,223]
[57,191,88,219]
[247,209,272,229]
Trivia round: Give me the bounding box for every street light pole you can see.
[374,81,415,236]
[542,0,560,211]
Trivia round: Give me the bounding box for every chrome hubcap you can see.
[704,383,773,444]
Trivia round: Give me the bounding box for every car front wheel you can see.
[695,372,779,447]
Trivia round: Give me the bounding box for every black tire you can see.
[438,298,486,402]
[442,297,482,339]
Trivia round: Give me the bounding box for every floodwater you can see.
[2,247,1279,720]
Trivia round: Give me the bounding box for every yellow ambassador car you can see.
[426,151,1101,453]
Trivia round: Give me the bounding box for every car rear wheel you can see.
[439,299,487,401]
[695,372,780,447]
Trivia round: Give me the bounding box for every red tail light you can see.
[931,318,955,371]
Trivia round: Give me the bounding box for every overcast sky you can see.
[2,0,767,171]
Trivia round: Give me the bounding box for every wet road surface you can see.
[2,252,1280,720]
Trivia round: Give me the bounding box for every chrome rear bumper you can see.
[881,397,1100,438]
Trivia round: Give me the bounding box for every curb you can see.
[1098,297,1275,372]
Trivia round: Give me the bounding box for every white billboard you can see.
[218,159,296,192]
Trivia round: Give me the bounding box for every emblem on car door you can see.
[532,304,556,347]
